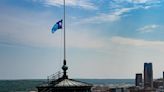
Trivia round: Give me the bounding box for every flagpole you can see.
[62,0,68,79]
[64,0,66,61]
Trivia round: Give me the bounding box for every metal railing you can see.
[47,71,62,84]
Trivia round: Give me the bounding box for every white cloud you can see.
[0,28,105,49]
[66,30,105,49]
[76,7,136,24]
[113,7,137,15]
[75,0,162,24]
[127,0,161,4]
[44,0,162,24]
[108,36,164,78]
[43,0,97,10]
[113,0,161,4]
[128,0,161,9]
[0,17,105,49]
[143,5,152,9]
[76,13,120,24]
[111,36,164,51]
[0,6,105,49]
[1,0,164,79]
[70,36,164,78]
[129,0,149,3]
[137,24,159,33]
[120,0,161,9]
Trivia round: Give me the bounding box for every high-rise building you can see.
[144,63,153,88]
[135,73,142,87]
[163,71,164,88]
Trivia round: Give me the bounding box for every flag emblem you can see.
[51,20,63,33]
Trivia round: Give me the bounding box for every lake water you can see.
[0,79,134,92]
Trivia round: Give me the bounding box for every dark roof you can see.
[38,78,92,88]
[54,79,92,87]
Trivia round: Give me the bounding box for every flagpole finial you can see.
[62,59,68,79]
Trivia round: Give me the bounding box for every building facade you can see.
[135,73,142,87]
[163,72,164,88]
[144,63,153,88]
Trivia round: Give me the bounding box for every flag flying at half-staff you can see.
[51,19,63,33]
[51,0,68,79]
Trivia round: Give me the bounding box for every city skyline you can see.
[0,0,164,79]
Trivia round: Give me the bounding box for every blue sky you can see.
[0,0,164,79]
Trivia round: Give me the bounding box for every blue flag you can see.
[51,20,63,33]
